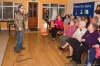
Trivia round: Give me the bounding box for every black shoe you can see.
[59,47,65,50]
[73,63,77,66]
[66,56,72,58]
[70,59,74,63]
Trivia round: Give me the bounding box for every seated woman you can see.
[59,21,87,58]
[70,15,74,20]
[51,14,63,41]
[75,17,82,27]
[84,26,100,66]
[69,23,99,65]
[92,44,100,66]
[81,16,86,21]
[94,5,100,14]
[94,16,100,26]
[63,14,70,24]
[60,19,77,47]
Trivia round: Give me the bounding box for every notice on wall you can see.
[73,2,95,18]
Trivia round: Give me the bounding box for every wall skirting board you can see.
[1,28,7,30]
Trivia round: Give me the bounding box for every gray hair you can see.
[79,21,86,28]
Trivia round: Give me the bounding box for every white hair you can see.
[79,21,86,28]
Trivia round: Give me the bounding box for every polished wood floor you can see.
[1,32,87,66]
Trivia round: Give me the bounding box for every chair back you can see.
[63,23,69,32]
[40,23,47,32]
[51,20,55,28]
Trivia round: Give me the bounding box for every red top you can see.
[55,19,63,29]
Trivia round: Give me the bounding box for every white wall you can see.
[67,0,100,21]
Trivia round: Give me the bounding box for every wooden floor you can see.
[1,32,87,66]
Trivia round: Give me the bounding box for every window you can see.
[43,3,66,20]
[3,2,13,6]
[59,8,65,17]
[0,2,2,19]
[3,7,13,19]
[0,2,23,19]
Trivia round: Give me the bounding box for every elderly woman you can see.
[59,21,87,58]
[70,23,99,65]
[60,19,77,47]
[94,16,100,26]
[84,26,100,66]
[76,17,82,27]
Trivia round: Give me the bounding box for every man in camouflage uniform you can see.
[14,5,25,53]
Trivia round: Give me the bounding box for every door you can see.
[28,2,38,28]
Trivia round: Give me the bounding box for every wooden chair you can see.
[48,20,55,34]
[40,23,49,36]
[40,23,49,43]
[57,23,69,35]
[63,23,69,32]
[7,22,16,35]
[48,20,55,30]
[82,51,88,63]
[0,24,1,35]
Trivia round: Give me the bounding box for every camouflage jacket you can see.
[14,12,25,31]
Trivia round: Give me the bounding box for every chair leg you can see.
[82,52,88,63]
[82,52,86,62]
[0,24,1,35]
[46,37,47,44]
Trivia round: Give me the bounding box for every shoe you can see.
[73,63,77,66]
[59,47,65,51]
[20,47,25,50]
[14,50,20,53]
[70,59,74,63]
[52,38,55,41]
[63,48,68,52]
[66,56,72,58]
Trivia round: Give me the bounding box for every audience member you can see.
[59,21,87,58]
[51,14,63,41]
[60,19,77,47]
[70,23,98,65]
[63,14,70,24]
[85,26,100,66]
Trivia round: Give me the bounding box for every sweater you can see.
[73,28,87,41]
[64,25,77,37]
[55,19,63,29]
[64,18,70,24]
[82,30,99,48]
[92,45,100,59]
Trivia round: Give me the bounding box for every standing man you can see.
[14,5,25,53]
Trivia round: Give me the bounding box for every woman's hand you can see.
[98,37,100,42]
[72,36,75,38]
[81,39,85,42]
[63,34,65,36]
[72,36,77,38]
[55,24,58,26]
[92,44,100,48]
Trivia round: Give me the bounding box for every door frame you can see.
[27,1,40,28]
